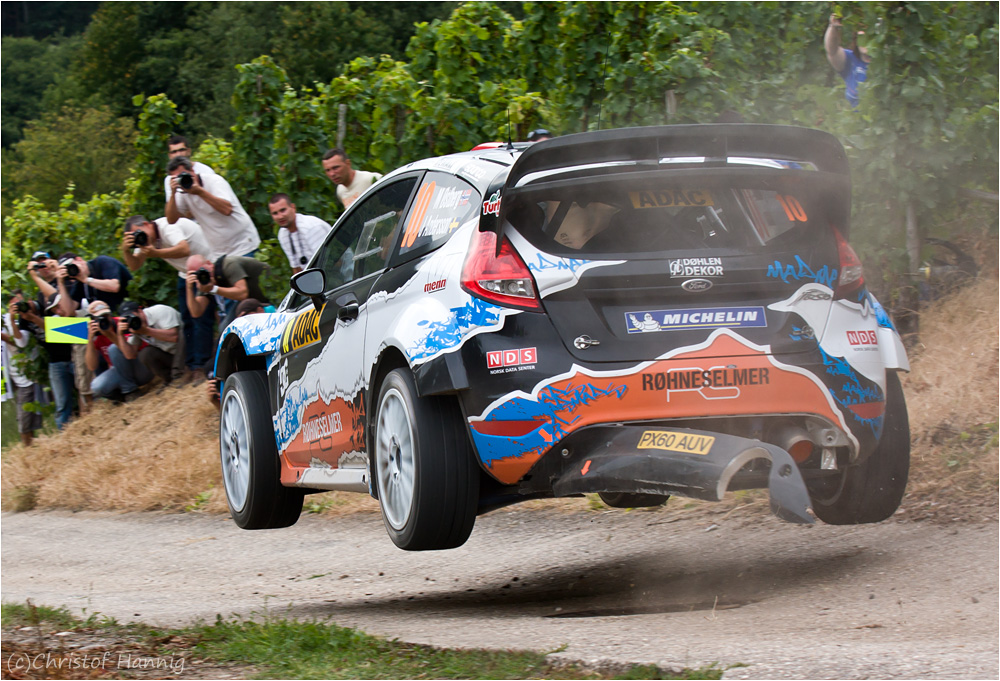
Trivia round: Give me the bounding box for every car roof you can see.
[381,145,527,193]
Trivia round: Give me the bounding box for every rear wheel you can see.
[598,492,669,508]
[220,371,303,529]
[374,368,478,550]
[810,372,910,524]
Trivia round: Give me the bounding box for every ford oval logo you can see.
[682,278,713,292]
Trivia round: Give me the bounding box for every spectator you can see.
[163,135,216,201]
[321,148,382,208]
[165,156,260,259]
[121,215,213,383]
[3,293,45,445]
[824,14,871,109]
[25,253,76,428]
[185,254,270,334]
[526,128,553,142]
[268,193,332,274]
[86,301,153,403]
[117,301,184,387]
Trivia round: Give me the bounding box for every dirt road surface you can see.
[2,508,997,679]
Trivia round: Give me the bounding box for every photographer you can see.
[163,135,216,201]
[25,252,77,429]
[55,252,132,316]
[86,301,153,403]
[122,215,212,382]
[185,254,270,333]
[3,292,45,445]
[165,157,259,260]
[116,301,184,387]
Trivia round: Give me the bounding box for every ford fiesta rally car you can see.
[215,125,910,551]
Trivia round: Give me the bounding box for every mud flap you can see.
[550,427,814,524]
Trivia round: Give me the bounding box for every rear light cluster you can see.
[833,227,865,299]
[461,229,541,311]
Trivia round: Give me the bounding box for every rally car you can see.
[215,124,910,550]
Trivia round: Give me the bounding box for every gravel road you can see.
[2,507,997,679]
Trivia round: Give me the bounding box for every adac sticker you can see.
[626,306,766,334]
[638,430,714,455]
[630,189,713,209]
[281,304,325,354]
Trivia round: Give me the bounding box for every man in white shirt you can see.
[321,148,382,208]
[2,294,44,445]
[165,156,260,258]
[121,214,214,381]
[268,193,332,273]
[162,135,216,201]
[118,301,184,387]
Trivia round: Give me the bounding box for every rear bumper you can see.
[543,425,814,524]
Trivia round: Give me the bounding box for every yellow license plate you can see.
[638,430,715,455]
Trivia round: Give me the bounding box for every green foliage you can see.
[131,94,182,219]
[7,106,136,209]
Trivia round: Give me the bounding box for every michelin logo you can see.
[627,306,766,333]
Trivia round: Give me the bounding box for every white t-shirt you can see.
[173,172,260,258]
[152,217,212,278]
[127,304,181,354]
[2,313,32,388]
[277,213,332,269]
[337,170,382,208]
[163,161,215,201]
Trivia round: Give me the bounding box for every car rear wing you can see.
[479,124,853,247]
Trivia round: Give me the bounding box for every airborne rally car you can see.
[215,125,910,550]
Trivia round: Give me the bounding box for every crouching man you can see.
[117,301,185,387]
[87,301,153,402]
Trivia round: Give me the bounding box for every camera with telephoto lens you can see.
[123,312,142,331]
[64,263,80,278]
[195,267,213,286]
[130,229,149,247]
[178,172,194,190]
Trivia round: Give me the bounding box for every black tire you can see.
[598,492,669,508]
[373,368,478,550]
[220,371,303,529]
[811,371,910,525]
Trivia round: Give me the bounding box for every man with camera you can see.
[184,254,270,335]
[3,291,45,445]
[268,193,332,274]
[163,135,216,201]
[115,301,184,387]
[165,157,260,259]
[24,252,77,428]
[121,214,213,383]
[86,301,154,402]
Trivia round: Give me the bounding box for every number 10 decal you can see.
[776,194,808,222]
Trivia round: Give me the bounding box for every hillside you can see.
[3,277,997,521]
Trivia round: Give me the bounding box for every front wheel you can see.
[374,368,478,550]
[810,372,910,524]
[220,371,303,529]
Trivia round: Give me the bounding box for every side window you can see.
[314,177,418,289]
[396,172,480,260]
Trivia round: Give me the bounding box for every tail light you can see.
[461,229,541,311]
[833,227,864,299]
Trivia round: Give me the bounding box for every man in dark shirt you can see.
[184,254,269,333]
[55,252,132,315]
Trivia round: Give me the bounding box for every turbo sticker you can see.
[638,430,715,455]
[630,190,713,209]
[280,304,325,354]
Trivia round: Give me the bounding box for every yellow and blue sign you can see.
[45,317,89,344]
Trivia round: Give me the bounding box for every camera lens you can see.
[126,314,142,331]
[131,230,149,247]
[31,263,45,271]
[196,268,212,285]
[299,256,307,265]
[16,301,29,313]
[96,316,111,331]
[65,263,80,278]
[178,172,194,190]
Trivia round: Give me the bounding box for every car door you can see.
[275,175,421,473]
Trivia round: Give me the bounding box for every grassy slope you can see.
[2,277,997,521]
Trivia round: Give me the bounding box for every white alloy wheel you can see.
[220,388,251,513]
[376,386,416,531]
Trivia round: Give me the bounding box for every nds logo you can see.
[846,330,878,350]
[281,304,325,354]
[487,347,537,374]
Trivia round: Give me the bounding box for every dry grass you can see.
[3,276,997,522]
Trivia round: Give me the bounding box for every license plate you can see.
[638,430,715,455]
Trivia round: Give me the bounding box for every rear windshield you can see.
[507,180,824,257]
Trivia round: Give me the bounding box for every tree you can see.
[8,106,136,209]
